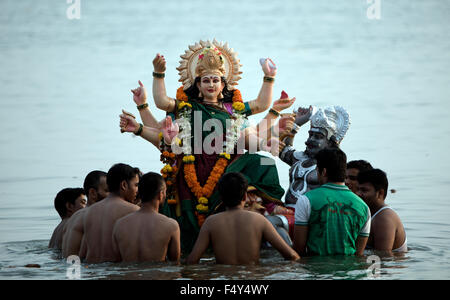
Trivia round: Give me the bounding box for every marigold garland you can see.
[176,86,188,101]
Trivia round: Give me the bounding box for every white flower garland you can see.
[176,105,246,155]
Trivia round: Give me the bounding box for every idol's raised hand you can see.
[131,80,147,105]
[294,105,313,126]
[119,109,138,133]
[161,116,179,145]
[153,53,167,73]
[260,58,277,77]
[272,91,296,112]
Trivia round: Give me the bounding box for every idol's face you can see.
[305,128,329,158]
[198,75,224,100]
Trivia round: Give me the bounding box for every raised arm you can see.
[152,54,176,112]
[243,92,296,155]
[131,80,162,128]
[247,58,277,115]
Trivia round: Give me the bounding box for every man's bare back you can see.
[49,219,69,250]
[82,196,139,263]
[188,208,299,265]
[61,208,87,258]
[112,209,180,262]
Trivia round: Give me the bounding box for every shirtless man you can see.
[49,188,86,250]
[357,169,407,255]
[112,172,180,262]
[81,163,140,263]
[61,171,108,258]
[187,172,300,265]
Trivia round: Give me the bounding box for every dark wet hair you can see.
[138,172,165,203]
[347,160,373,173]
[54,188,85,218]
[83,170,107,195]
[184,76,234,103]
[218,172,248,208]
[316,148,347,182]
[357,169,389,199]
[106,163,140,194]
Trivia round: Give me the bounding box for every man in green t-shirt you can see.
[293,148,371,256]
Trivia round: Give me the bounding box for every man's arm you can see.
[355,236,369,257]
[371,215,396,255]
[293,225,309,256]
[186,222,211,264]
[167,223,181,262]
[293,195,311,256]
[262,218,300,261]
[355,208,371,256]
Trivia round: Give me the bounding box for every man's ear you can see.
[88,188,97,202]
[120,180,128,192]
[376,189,385,201]
[320,167,328,178]
[66,202,74,215]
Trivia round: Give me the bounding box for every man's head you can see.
[54,188,86,219]
[345,160,373,193]
[357,169,388,208]
[218,172,248,208]
[83,170,109,206]
[138,172,166,206]
[107,163,140,203]
[315,148,347,185]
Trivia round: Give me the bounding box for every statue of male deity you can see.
[266,105,351,244]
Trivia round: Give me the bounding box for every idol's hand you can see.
[295,105,313,126]
[266,137,282,156]
[277,114,295,133]
[272,91,296,112]
[261,58,277,77]
[153,53,166,73]
[119,109,138,133]
[161,116,179,144]
[131,80,147,105]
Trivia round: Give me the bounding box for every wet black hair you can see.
[83,170,107,195]
[138,172,165,203]
[106,163,140,194]
[54,187,85,218]
[218,172,248,208]
[357,169,389,199]
[347,160,373,173]
[316,148,347,182]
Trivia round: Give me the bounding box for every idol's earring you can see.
[218,91,224,99]
[198,91,203,98]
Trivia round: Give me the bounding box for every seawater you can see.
[0,0,449,280]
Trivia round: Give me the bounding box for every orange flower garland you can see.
[183,156,229,201]
[176,86,188,102]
